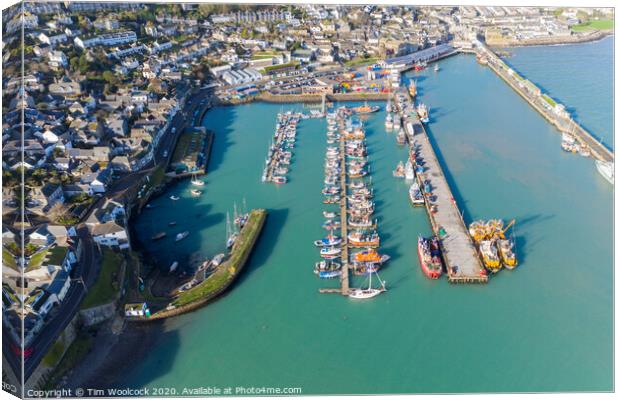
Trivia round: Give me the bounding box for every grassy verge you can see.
[264,61,299,74]
[542,94,557,107]
[80,249,123,309]
[42,333,93,390]
[571,19,614,32]
[344,57,379,67]
[169,209,267,308]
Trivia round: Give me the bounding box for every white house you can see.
[92,221,130,249]
[48,50,68,68]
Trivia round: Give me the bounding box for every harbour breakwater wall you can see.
[465,45,613,163]
[486,30,612,48]
[133,209,267,321]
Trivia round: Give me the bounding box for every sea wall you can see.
[486,30,612,48]
[133,209,267,321]
[79,303,116,327]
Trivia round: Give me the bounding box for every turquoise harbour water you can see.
[504,35,614,149]
[125,44,613,393]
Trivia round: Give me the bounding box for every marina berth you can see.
[262,112,301,184]
[318,107,386,297]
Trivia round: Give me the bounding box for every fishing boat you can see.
[479,240,501,272]
[212,253,226,266]
[408,80,417,98]
[348,271,386,299]
[385,113,394,130]
[396,128,406,145]
[272,176,287,184]
[348,231,380,248]
[596,160,614,185]
[353,248,382,264]
[170,195,180,201]
[322,219,341,230]
[314,260,342,279]
[349,181,365,189]
[323,196,341,204]
[409,182,424,206]
[348,218,376,229]
[351,102,380,114]
[190,189,202,196]
[151,232,166,241]
[320,247,342,259]
[169,261,178,273]
[497,239,517,269]
[175,231,189,242]
[414,61,426,71]
[404,159,414,180]
[417,236,442,279]
[416,103,430,123]
[314,233,342,247]
[191,179,205,186]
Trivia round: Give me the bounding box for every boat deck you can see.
[400,91,488,283]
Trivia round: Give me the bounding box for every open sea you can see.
[124,38,613,394]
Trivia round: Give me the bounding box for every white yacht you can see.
[596,160,614,185]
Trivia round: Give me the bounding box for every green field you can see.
[571,20,614,32]
[344,57,379,67]
[80,249,123,309]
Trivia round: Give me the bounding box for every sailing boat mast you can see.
[226,212,231,243]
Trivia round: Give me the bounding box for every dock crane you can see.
[499,219,516,239]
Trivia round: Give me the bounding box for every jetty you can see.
[263,112,300,184]
[397,89,488,283]
[338,122,350,294]
[464,42,613,163]
[319,111,352,295]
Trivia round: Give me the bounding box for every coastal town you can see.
[1,2,614,396]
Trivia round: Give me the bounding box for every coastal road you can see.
[16,87,217,381]
[22,228,97,381]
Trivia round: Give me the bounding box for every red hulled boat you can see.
[417,236,443,279]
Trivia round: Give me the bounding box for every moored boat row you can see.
[316,108,387,299]
[262,111,301,184]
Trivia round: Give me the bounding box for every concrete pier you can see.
[465,44,613,163]
[398,89,488,283]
